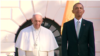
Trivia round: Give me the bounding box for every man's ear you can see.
[72,10,74,13]
[31,18,33,22]
[41,19,43,24]
[83,10,85,13]
[42,19,43,22]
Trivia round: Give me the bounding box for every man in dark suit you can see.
[62,3,95,56]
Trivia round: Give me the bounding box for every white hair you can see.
[33,12,43,17]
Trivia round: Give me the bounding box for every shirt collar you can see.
[74,17,82,23]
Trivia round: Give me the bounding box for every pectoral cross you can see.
[34,44,37,49]
[34,43,37,46]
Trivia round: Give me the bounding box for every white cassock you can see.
[15,25,59,56]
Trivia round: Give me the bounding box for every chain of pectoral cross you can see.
[31,26,41,47]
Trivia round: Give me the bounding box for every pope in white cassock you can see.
[15,13,59,56]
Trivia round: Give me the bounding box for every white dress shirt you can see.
[74,17,82,37]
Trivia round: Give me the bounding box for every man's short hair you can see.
[73,3,84,10]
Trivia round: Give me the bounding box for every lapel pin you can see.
[83,24,85,26]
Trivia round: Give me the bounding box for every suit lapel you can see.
[71,19,78,40]
[71,19,86,40]
[79,19,85,40]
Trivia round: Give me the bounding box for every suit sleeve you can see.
[89,22,95,56]
[62,23,68,56]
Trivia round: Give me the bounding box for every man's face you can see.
[72,4,84,17]
[31,15,43,29]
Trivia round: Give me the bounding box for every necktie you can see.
[76,21,80,38]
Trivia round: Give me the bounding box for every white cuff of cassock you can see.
[18,48,26,56]
[48,50,54,56]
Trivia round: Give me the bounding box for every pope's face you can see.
[31,15,43,29]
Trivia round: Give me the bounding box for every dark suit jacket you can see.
[62,19,95,56]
